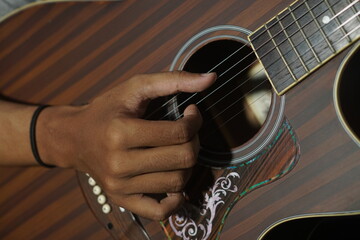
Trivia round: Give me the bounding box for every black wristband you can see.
[30,105,55,168]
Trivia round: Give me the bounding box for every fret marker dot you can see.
[322,16,330,24]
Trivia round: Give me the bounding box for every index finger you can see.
[129,71,216,104]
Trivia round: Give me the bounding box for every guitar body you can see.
[0,1,359,239]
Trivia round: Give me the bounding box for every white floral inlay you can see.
[169,172,240,240]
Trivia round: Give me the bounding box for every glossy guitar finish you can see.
[0,1,359,239]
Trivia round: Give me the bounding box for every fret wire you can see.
[289,8,321,63]
[324,0,351,42]
[304,1,336,53]
[276,15,309,72]
[265,24,297,81]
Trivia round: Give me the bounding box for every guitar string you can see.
[159,51,257,120]
[145,0,356,121]
[165,47,260,117]
[176,12,359,130]
[202,61,260,112]
[143,0,327,120]
[155,0,338,120]
[202,77,268,126]
[143,39,249,120]
[159,3,359,121]
[190,2,342,116]
[203,15,360,124]
[146,0,355,121]
[201,90,270,140]
[191,7,360,119]
[200,22,360,139]
[205,2,360,104]
[202,32,360,140]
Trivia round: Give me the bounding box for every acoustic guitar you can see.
[0,0,359,239]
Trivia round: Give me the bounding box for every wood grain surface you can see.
[0,1,359,239]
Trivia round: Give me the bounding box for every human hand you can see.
[37,71,216,220]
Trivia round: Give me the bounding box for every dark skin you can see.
[0,71,216,220]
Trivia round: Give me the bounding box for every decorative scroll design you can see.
[168,172,240,240]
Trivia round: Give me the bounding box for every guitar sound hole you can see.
[262,214,360,240]
[171,40,272,162]
[337,44,360,144]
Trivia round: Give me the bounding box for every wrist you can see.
[30,105,55,168]
[36,104,85,168]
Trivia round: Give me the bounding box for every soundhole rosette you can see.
[169,25,286,167]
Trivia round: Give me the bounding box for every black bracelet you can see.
[30,105,55,168]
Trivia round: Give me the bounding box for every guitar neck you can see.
[248,0,360,95]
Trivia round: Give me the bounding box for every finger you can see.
[119,193,184,220]
[120,104,202,147]
[125,71,216,108]
[124,136,199,175]
[138,71,216,99]
[124,170,192,194]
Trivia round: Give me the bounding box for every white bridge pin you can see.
[102,204,111,214]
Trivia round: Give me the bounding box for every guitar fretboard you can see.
[248,0,360,95]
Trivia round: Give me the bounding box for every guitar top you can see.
[0,0,359,239]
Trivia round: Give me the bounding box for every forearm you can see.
[35,104,81,168]
[0,99,79,167]
[0,100,37,166]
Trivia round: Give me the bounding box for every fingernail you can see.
[167,192,179,197]
[184,104,199,116]
[201,72,216,77]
